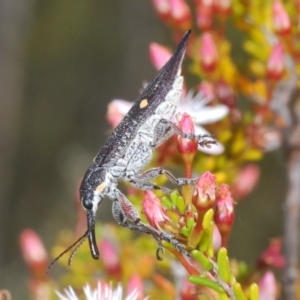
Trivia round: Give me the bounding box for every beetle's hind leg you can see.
[129,168,198,189]
[112,189,190,258]
[127,177,173,194]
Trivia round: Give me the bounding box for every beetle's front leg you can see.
[153,118,217,148]
[112,189,190,258]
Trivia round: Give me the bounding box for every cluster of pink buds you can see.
[152,0,192,30]
[151,0,233,38]
[140,169,240,297]
[142,171,235,257]
[140,113,235,255]
[194,0,232,30]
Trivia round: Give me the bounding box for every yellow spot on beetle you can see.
[140,99,148,109]
[95,182,107,194]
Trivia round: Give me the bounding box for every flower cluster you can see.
[19,0,300,299]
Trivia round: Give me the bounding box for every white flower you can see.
[56,282,145,300]
[107,90,228,155]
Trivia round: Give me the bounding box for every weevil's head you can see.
[80,189,102,260]
[79,168,110,259]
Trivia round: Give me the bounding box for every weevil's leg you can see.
[152,118,217,148]
[127,178,172,194]
[111,194,162,238]
[129,168,198,188]
[112,189,190,257]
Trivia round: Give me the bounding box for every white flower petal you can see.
[56,286,80,300]
[124,288,138,300]
[195,125,225,155]
[181,104,229,125]
[113,284,123,300]
[57,282,149,300]
[83,284,98,300]
[111,99,133,115]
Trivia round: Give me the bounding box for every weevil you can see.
[48,30,216,271]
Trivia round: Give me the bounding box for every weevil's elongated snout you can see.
[86,210,100,259]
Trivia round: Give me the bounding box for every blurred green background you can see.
[0,1,285,299]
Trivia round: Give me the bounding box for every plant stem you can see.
[283,149,300,300]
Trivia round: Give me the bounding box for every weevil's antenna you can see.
[47,210,100,273]
[46,230,89,273]
[67,233,89,266]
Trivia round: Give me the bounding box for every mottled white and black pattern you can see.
[48,31,216,271]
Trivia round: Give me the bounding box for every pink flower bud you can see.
[272,0,291,35]
[247,124,283,152]
[214,184,234,247]
[215,80,235,108]
[99,239,121,277]
[149,43,172,71]
[258,271,277,300]
[127,274,144,300]
[106,100,132,128]
[213,0,231,15]
[257,239,285,269]
[169,0,192,30]
[195,1,213,30]
[20,229,48,277]
[231,164,260,200]
[152,0,171,23]
[28,279,51,299]
[192,172,217,212]
[142,191,169,229]
[200,33,218,72]
[213,225,222,252]
[180,278,198,300]
[267,42,285,80]
[198,81,215,100]
[177,113,198,155]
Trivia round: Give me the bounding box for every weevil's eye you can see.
[82,197,93,210]
[81,191,94,210]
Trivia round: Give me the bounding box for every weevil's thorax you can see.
[80,163,117,212]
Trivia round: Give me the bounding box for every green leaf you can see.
[191,250,213,271]
[161,196,173,210]
[202,209,214,230]
[249,283,259,300]
[217,248,231,283]
[189,276,224,293]
[176,195,186,215]
[233,283,247,300]
[170,190,180,205]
